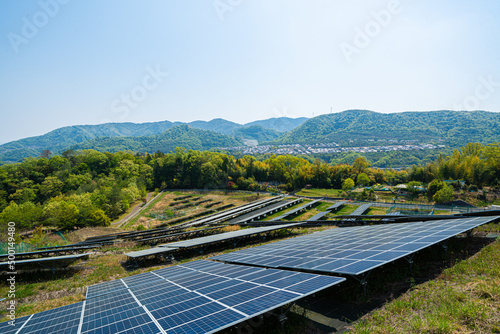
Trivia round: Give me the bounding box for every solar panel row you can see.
[158,223,302,249]
[308,211,330,221]
[325,201,347,211]
[228,198,303,225]
[126,223,302,260]
[211,216,499,276]
[270,199,321,221]
[4,260,344,334]
[0,253,90,270]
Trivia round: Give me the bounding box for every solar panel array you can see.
[308,211,330,221]
[157,223,302,249]
[325,201,347,211]
[270,199,321,221]
[6,260,344,334]
[228,198,303,225]
[125,246,178,259]
[350,203,372,216]
[211,216,499,276]
[138,226,223,244]
[0,253,90,270]
[182,196,283,227]
[0,246,94,260]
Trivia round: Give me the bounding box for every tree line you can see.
[0,142,499,232]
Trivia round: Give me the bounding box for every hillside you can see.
[244,117,308,132]
[0,117,306,163]
[234,125,282,142]
[188,118,242,135]
[70,124,242,153]
[0,121,179,163]
[278,110,500,146]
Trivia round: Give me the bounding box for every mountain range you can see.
[0,117,307,162]
[1,110,500,163]
[278,110,500,147]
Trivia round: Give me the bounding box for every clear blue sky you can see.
[1,0,500,144]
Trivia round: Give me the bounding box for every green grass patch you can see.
[330,204,357,216]
[366,207,387,216]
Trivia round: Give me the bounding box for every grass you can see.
[350,232,500,333]
[331,204,357,216]
[366,207,388,216]
[122,191,167,229]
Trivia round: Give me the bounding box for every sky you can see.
[1,0,500,144]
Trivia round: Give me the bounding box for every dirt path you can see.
[112,192,154,228]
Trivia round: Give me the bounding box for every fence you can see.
[0,242,36,254]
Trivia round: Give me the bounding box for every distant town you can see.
[219,141,445,155]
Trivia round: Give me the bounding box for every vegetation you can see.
[278,109,500,147]
[1,141,500,234]
[234,125,282,142]
[70,125,242,154]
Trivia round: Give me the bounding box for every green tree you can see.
[353,157,370,173]
[356,173,371,186]
[40,176,64,201]
[433,183,454,203]
[42,199,79,229]
[342,178,355,191]
[0,201,42,229]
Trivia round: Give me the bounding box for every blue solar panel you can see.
[0,315,31,334]
[14,260,345,334]
[211,216,500,276]
[18,302,84,334]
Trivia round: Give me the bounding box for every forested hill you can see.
[278,110,500,146]
[70,125,242,153]
[0,121,180,163]
[244,117,309,132]
[0,117,307,163]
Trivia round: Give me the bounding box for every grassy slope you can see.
[350,231,500,333]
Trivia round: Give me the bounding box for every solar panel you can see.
[14,260,345,334]
[325,201,347,211]
[0,246,95,260]
[125,246,177,259]
[351,203,371,215]
[308,211,330,221]
[157,223,301,249]
[211,216,500,276]
[4,301,84,334]
[0,314,30,334]
[0,253,90,270]
[228,198,303,225]
[270,199,321,221]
